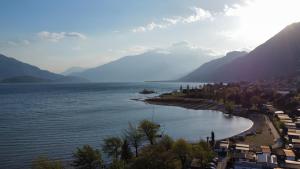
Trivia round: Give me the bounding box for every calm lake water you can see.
[0,82,252,168]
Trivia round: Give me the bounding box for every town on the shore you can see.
[146,78,300,169]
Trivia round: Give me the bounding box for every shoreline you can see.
[144,98,260,141]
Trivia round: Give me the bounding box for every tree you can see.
[250,95,262,110]
[32,156,64,169]
[186,85,190,94]
[172,139,192,169]
[224,101,234,114]
[103,137,123,160]
[130,145,179,169]
[72,145,103,169]
[124,123,144,157]
[158,135,174,151]
[121,139,133,162]
[138,120,160,145]
[192,141,214,169]
[109,160,127,169]
[210,131,215,148]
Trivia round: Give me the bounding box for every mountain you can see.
[72,42,217,82]
[180,51,248,82]
[180,22,300,82]
[0,54,63,80]
[0,76,51,83]
[0,54,88,83]
[62,66,86,75]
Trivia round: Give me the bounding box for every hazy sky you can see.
[1,0,300,73]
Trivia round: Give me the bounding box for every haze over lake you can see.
[0,82,252,169]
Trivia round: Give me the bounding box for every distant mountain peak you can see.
[72,45,218,82]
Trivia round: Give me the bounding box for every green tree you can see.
[121,139,133,162]
[130,145,179,169]
[103,137,123,160]
[158,135,174,151]
[225,101,234,114]
[192,141,214,168]
[32,156,64,169]
[172,139,192,169]
[124,123,143,157]
[138,120,160,145]
[72,145,103,169]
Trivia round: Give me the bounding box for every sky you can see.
[1,0,300,73]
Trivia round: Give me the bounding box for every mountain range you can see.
[71,42,217,82]
[180,22,300,82]
[0,54,87,83]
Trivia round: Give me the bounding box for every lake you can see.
[0,82,252,168]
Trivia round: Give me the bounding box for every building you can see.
[234,161,263,169]
[285,160,300,169]
[236,144,250,152]
[283,149,296,161]
[274,111,285,115]
[256,146,271,163]
[285,122,296,129]
[288,131,300,141]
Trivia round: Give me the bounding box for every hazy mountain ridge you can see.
[180,51,248,82]
[0,54,87,83]
[180,22,300,82]
[0,54,63,80]
[73,43,218,82]
[62,66,86,75]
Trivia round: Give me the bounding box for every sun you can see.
[227,0,300,46]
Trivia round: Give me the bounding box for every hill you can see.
[180,51,248,82]
[180,22,300,82]
[0,54,63,80]
[0,76,50,83]
[0,54,87,83]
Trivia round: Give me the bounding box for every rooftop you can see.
[275,111,285,114]
[283,149,295,157]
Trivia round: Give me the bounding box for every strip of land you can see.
[145,97,278,147]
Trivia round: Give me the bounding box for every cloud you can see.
[0,39,31,48]
[223,4,244,17]
[132,7,213,33]
[182,7,213,23]
[132,22,167,33]
[37,31,87,42]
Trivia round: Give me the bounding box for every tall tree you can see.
[102,137,123,160]
[192,141,214,169]
[124,123,143,157]
[172,139,192,169]
[72,145,103,169]
[138,120,160,145]
[224,101,234,114]
[210,131,215,148]
[121,139,133,162]
[158,135,174,151]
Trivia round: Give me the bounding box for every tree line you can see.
[32,120,215,169]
